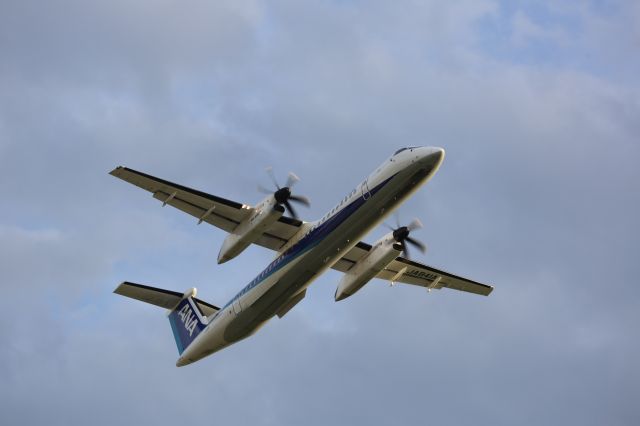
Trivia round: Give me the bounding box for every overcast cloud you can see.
[1,0,638,425]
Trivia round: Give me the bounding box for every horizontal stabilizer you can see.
[114,281,220,317]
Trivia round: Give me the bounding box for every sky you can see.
[1,0,639,424]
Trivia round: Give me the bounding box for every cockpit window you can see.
[393,146,419,155]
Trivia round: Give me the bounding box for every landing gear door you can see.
[361,179,371,200]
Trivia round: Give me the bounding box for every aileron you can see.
[110,166,244,209]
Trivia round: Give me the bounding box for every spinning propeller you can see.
[385,216,426,259]
[258,167,310,219]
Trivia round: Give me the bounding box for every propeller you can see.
[385,217,426,259]
[258,167,310,219]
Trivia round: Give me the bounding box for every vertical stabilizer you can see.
[168,294,208,354]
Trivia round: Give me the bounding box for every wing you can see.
[114,281,221,317]
[110,166,303,251]
[333,243,493,296]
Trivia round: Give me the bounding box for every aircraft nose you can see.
[411,146,445,176]
[419,146,445,166]
[429,147,445,160]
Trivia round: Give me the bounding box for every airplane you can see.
[111,146,493,366]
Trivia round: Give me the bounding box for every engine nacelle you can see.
[217,198,284,264]
[335,236,403,301]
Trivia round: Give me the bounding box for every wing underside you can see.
[110,167,303,251]
[332,243,493,296]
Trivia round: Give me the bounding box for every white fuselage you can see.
[176,146,445,366]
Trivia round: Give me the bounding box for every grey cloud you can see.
[1,0,639,425]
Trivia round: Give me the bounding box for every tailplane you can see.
[114,281,219,355]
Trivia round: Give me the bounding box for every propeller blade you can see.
[394,212,400,229]
[405,236,426,253]
[286,172,300,188]
[289,194,310,207]
[265,166,280,190]
[408,218,423,232]
[383,222,394,231]
[258,169,309,216]
[401,241,410,259]
[257,184,273,195]
[283,200,298,219]
[387,215,425,258]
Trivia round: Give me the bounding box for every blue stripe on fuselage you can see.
[221,174,396,310]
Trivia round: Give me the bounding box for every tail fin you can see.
[114,282,219,355]
[167,293,208,354]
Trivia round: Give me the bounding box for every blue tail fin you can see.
[168,296,208,354]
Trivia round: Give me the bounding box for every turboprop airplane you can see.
[111,147,493,366]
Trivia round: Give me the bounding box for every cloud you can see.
[0,0,639,425]
[510,10,569,46]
